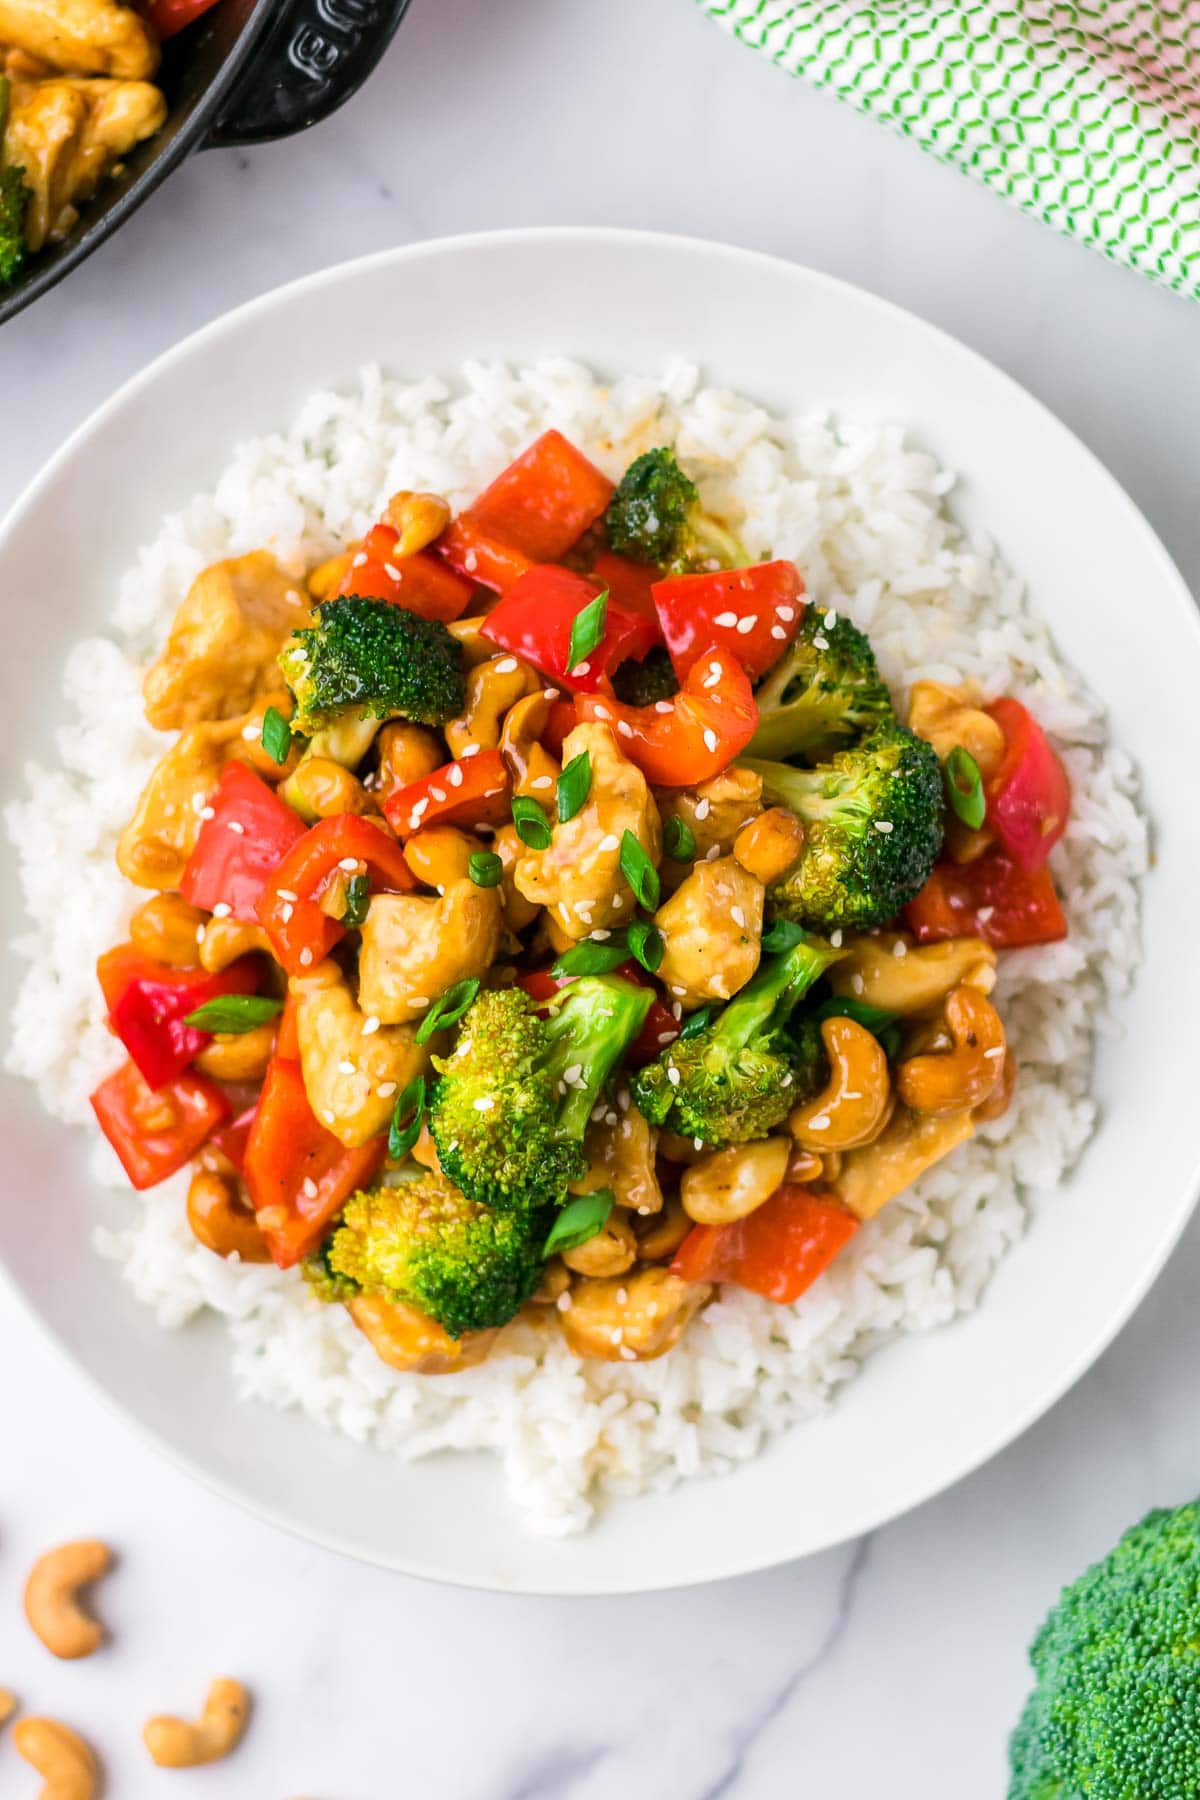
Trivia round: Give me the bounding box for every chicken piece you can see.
[357,879,502,1027]
[142,552,307,731]
[4,74,164,250]
[656,766,763,890]
[834,1105,975,1221]
[0,0,159,77]
[290,961,429,1149]
[655,855,764,1010]
[514,722,661,941]
[569,1107,663,1216]
[116,715,241,891]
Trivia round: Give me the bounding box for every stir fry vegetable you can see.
[91,429,1072,1372]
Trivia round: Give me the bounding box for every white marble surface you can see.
[2,1,1199,1794]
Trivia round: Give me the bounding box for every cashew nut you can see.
[374,721,444,805]
[349,1293,496,1374]
[382,489,451,557]
[634,1195,692,1261]
[681,1137,790,1225]
[558,1268,711,1361]
[143,1678,250,1768]
[444,654,539,758]
[129,893,208,967]
[835,1105,975,1220]
[187,1170,271,1262]
[194,1020,277,1083]
[198,916,271,974]
[528,1258,572,1305]
[23,1542,112,1660]
[732,806,806,885]
[895,986,1006,1116]
[13,1717,99,1799]
[975,1049,1018,1123]
[280,754,368,823]
[827,933,996,1015]
[572,1108,663,1216]
[403,825,479,890]
[789,1017,893,1151]
[0,1687,15,1726]
[562,1211,638,1277]
[499,690,561,800]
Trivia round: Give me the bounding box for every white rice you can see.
[5,358,1147,1536]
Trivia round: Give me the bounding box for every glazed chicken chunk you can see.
[142,551,308,730]
[0,0,160,78]
[4,73,165,250]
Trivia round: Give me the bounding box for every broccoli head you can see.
[611,645,680,708]
[279,595,464,736]
[631,933,843,1147]
[748,606,895,762]
[745,724,944,932]
[604,447,744,573]
[322,1173,546,1338]
[429,976,653,1213]
[1009,1499,1200,1800]
[0,79,30,289]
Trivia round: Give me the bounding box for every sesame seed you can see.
[276,889,298,903]
[705,844,721,861]
[411,798,429,818]
[735,615,757,635]
[694,798,711,820]
[447,764,464,787]
[874,820,894,834]
[671,1001,682,1019]
[563,1063,584,1085]
[473,1096,494,1111]
[212,902,232,919]
[702,669,721,690]
[830,929,844,946]
[543,688,558,701]
[227,820,245,836]
[322,1109,336,1124]
[610,1327,623,1345]
[599,833,621,852]
[807,1113,831,1131]
[377,1080,398,1098]
[770,625,788,640]
[359,1015,382,1040]
[198,805,215,821]
[338,857,358,872]
[731,905,746,928]
[591,927,612,941]
[694,1136,704,1151]
[893,939,908,957]
[460,744,480,758]
[617,721,634,739]
[556,1292,572,1312]
[667,1065,681,1086]
[713,609,739,629]
[780,1072,793,1087]
[530,774,553,790]
[464,549,478,572]
[280,903,294,923]
[240,724,259,742]
[384,563,402,581]
[301,1177,318,1201]
[976,905,995,923]
[430,787,446,803]
[591,704,611,721]
[352,551,368,567]
[338,1059,356,1075]
[410,996,429,1008]
[619,1345,637,1361]
[299,947,314,966]
[985,1046,1006,1059]
[669,985,686,997]
[843,1090,863,1102]
[776,604,795,621]
[657,1031,675,1044]
[574,661,591,678]
[654,700,674,714]
[616,1287,628,1306]
[824,609,838,628]
[195,925,206,944]
[813,634,829,650]
[604,1109,618,1126]
[851,973,865,994]
[494,656,519,674]
[702,728,719,753]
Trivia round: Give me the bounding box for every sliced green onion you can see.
[552,940,628,978]
[619,830,660,912]
[626,919,664,974]
[414,977,481,1045]
[566,588,609,674]
[341,873,370,928]
[945,746,986,831]
[511,795,553,850]
[542,1189,614,1258]
[556,750,592,823]
[814,996,902,1061]
[260,705,293,766]
[387,1074,426,1161]
[663,815,696,861]
[761,918,807,954]
[468,850,504,888]
[679,1003,720,1040]
[182,995,283,1034]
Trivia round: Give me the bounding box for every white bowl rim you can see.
[3,227,1199,1594]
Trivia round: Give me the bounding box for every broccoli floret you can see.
[279,595,464,735]
[1009,1500,1200,1800]
[778,1013,830,1105]
[604,448,744,573]
[631,933,843,1147]
[748,606,895,762]
[0,82,30,289]
[322,1173,546,1338]
[301,1240,358,1303]
[429,977,653,1213]
[745,724,944,932]
[611,645,680,708]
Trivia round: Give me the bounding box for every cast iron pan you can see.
[0,0,413,325]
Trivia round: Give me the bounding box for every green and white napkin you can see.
[696,0,1200,301]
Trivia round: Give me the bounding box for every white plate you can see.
[2,230,1198,1594]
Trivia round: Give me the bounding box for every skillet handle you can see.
[207,0,412,147]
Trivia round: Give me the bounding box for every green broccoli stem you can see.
[541,977,653,1143]
[742,757,853,824]
[711,937,843,1057]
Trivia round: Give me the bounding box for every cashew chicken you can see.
[357,879,502,1026]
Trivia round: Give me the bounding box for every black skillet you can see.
[0,0,413,325]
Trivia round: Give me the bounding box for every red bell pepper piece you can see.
[653,561,805,681]
[462,430,613,563]
[91,1060,230,1191]
[543,698,578,759]
[211,1105,258,1175]
[518,961,678,1069]
[672,1185,859,1303]
[437,518,534,595]
[258,814,417,978]
[98,944,261,1090]
[338,523,474,623]
[275,993,301,1062]
[984,697,1071,871]
[905,851,1068,949]
[145,0,219,37]
[243,1057,386,1268]
[480,565,659,695]
[180,763,307,923]
[577,647,758,787]
[382,748,511,838]
[591,550,660,623]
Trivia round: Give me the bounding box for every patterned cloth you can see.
[695,0,1200,301]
